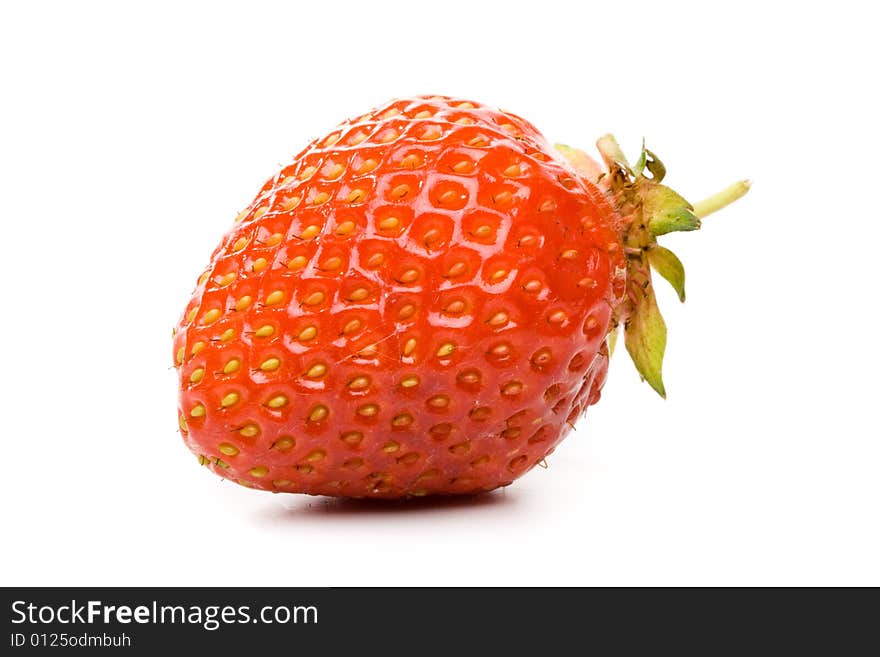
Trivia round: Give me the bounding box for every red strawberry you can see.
[172,95,748,498]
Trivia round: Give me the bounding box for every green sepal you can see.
[643,149,666,182]
[647,245,686,302]
[596,134,632,173]
[624,285,667,398]
[632,139,647,176]
[554,143,603,181]
[632,141,666,183]
[641,182,701,236]
[608,325,619,356]
[652,206,700,236]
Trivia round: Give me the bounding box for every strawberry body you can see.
[173,96,628,497]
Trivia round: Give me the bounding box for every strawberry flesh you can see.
[173,96,626,498]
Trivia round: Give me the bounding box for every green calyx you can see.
[556,136,750,398]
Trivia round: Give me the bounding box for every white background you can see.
[1,1,877,586]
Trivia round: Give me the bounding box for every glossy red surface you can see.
[173,96,625,497]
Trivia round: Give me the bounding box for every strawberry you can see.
[172,95,748,498]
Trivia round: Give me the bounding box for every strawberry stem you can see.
[588,138,750,399]
[557,136,751,398]
[692,180,752,218]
